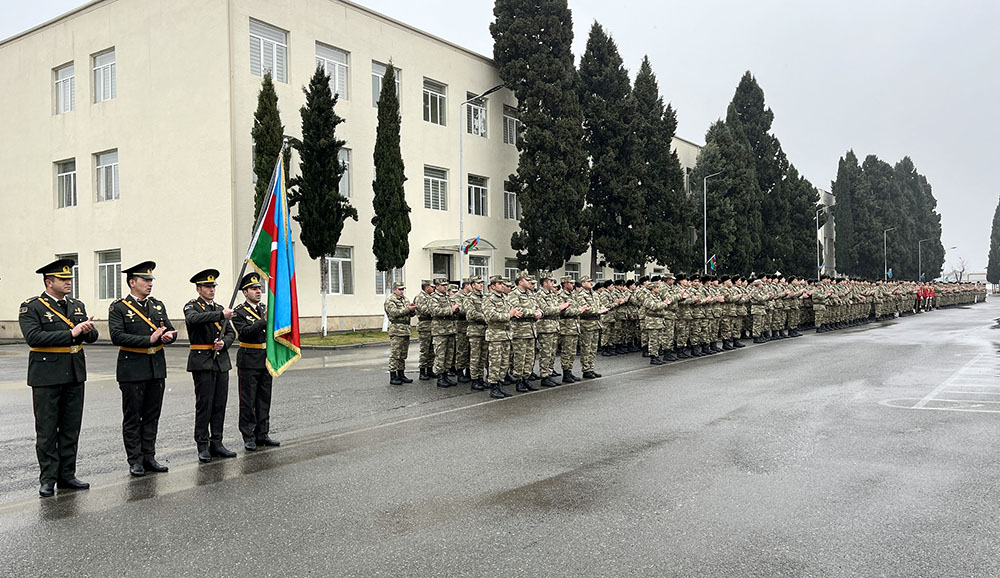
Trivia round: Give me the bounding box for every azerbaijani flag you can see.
[708,254,717,271]
[248,152,301,377]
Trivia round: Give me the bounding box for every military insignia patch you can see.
[109,304,115,312]
[184,304,194,311]
[73,308,82,315]
[20,306,28,313]
[155,305,162,311]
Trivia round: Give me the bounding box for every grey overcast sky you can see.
[5,1,998,273]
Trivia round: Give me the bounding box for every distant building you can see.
[0,0,701,338]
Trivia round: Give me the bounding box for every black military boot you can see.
[390,371,403,385]
[528,372,539,381]
[710,341,722,353]
[732,339,746,348]
[690,346,704,357]
[458,369,471,383]
[399,371,413,383]
[722,339,734,351]
[642,346,650,358]
[419,367,432,381]
[524,379,539,391]
[504,370,514,385]
[753,336,766,344]
[540,375,559,387]
[490,383,512,399]
[583,370,601,378]
[650,355,663,365]
[562,370,577,384]
[437,373,451,388]
[601,346,612,356]
[209,442,237,458]
[515,379,530,393]
[676,347,690,359]
[663,348,678,362]
[471,378,487,391]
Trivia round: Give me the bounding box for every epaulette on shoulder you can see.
[23,296,38,304]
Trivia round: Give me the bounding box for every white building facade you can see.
[0,0,700,338]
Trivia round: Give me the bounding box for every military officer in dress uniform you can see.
[108,261,177,477]
[383,280,416,386]
[231,272,281,451]
[183,268,237,463]
[19,258,98,497]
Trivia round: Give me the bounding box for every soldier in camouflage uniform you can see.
[536,272,565,387]
[509,271,541,392]
[430,278,459,387]
[750,278,769,343]
[641,281,669,365]
[558,275,583,383]
[454,279,472,383]
[673,274,693,358]
[464,277,489,391]
[413,281,435,380]
[577,276,604,378]
[384,281,416,385]
[660,272,680,360]
[633,277,651,356]
[483,275,513,399]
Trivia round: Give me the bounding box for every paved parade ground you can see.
[2,300,1000,577]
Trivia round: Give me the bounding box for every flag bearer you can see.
[231,272,281,451]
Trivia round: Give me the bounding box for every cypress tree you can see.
[831,151,862,276]
[633,56,691,272]
[251,71,287,219]
[987,197,1000,285]
[371,64,411,272]
[288,66,358,262]
[491,0,590,271]
[579,23,645,273]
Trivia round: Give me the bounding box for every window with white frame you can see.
[316,42,348,98]
[469,256,489,281]
[56,253,80,299]
[249,19,287,83]
[424,166,448,211]
[338,149,351,197]
[423,79,446,125]
[503,105,519,146]
[466,92,487,137]
[468,175,488,217]
[96,150,119,202]
[55,63,75,114]
[371,61,401,107]
[56,160,76,208]
[595,270,605,281]
[613,268,627,281]
[564,263,580,281]
[503,180,520,220]
[97,249,122,300]
[326,246,353,295]
[93,49,116,103]
[375,267,404,295]
[504,259,519,283]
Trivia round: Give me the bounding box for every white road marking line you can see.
[913,353,987,409]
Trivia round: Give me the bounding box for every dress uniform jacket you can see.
[19,294,99,386]
[232,302,267,369]
[184,298,236,371]
[108,295,174,381]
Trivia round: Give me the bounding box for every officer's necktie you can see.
[56,300,67,313]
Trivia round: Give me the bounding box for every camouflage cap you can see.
[448,284,458,292]
[538,270,554,281]
[433,277,448,286]
[663,271,676,280]
[469,275,483,284]
[488,274,508,286]
[515,270,532,282]
[560,275,575,284]
[579,275,593,283]
[392,281,406,290]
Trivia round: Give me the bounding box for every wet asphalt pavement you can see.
[2,301,1000,577]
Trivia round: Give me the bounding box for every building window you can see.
[56,160,77,208]
[424,166,448,211]
[337,148,351,197]
[375,267,404,295]
[503,105,519,146]
[97,249,122,300]
[56,253,80,299]
[503,180,520,220]
[468,175,488,217]
[469,256,489,280]
[326,246,353,295]
[96,150,119,202]
[595,270,605,281]
[250,18,287,83]
[93,49,116,103]
[613,268,627,281]
[371,61,401,107]
[565,263,580,281]
[466,92,487,137]
[504,258,519,283]
[55,63,74,114]
[423,79,446,125]
[315,42,349,99]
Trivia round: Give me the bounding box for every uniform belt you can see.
[511,318,535,322]
[30,345,83,354]
[119,345,163,355]
[239,342,266,350]
[580,315,599,320]
[189,344,215,350]
[472,321,486,326]
[417,316,431,321]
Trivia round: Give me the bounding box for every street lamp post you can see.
[917,238,931,282]
[458,84,504,280]
[703,171,722,274]
[883,227,897,281]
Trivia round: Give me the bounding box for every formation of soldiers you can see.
[386,270,988,398]
[19,259,280,498]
